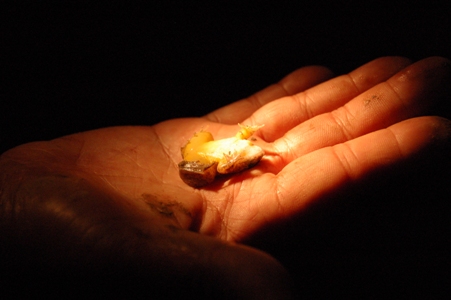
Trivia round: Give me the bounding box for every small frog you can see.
[178,124,265,188]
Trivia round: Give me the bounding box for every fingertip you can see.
[279,65,334,95]
[349,56,412,88]
[418,55,451,65]
[395,56,451,82]
[388,116,451,158]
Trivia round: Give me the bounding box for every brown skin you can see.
[1,57,451,298]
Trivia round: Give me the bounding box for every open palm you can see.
[2,56,450,297]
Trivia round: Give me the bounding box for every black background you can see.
[2,1,450,153]
[2,1,451,297]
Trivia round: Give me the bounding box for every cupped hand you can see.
[1,56,450,297]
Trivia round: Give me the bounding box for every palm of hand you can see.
[5,110,289,243]
[49,119,270,240]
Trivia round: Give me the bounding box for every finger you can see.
[203,65,334,124]
[267,116,451,227]
[271,56,451,162]
[247,56,413,141]
[215,116,451,241]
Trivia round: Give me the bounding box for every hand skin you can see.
[1,57,451,298]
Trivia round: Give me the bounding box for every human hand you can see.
[1,56,450,297]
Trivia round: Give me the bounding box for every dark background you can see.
[2,2,450,154]
[2,1,451,297]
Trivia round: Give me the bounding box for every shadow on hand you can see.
[245,136,451,298]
